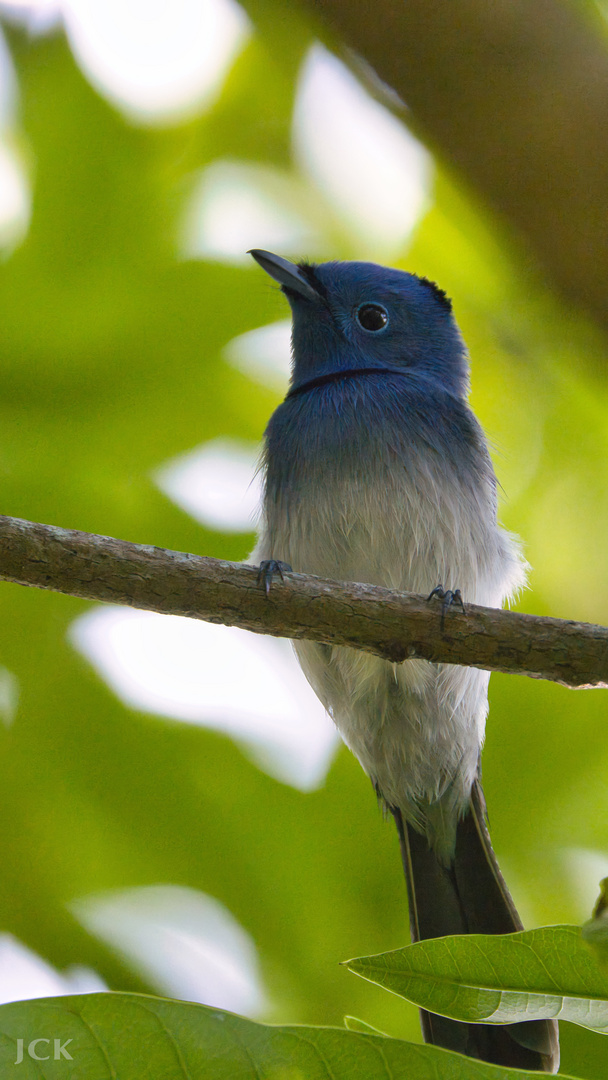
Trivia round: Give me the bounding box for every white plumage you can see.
[252,431,525,860]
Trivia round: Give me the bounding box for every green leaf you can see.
[343,1015,388,1036]
[0,993,581,1079]
[346,925,608,1032]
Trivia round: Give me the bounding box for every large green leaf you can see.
[347,925,608,1032]
[0,993,581,1079]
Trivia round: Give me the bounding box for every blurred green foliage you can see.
[1,10,608,1079]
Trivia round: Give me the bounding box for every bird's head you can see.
[249,249,469,399]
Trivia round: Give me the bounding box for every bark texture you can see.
[0,515,606,689]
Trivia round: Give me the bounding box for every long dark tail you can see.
[393,781,560,1072]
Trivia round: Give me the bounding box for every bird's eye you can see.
[357,304,388,332]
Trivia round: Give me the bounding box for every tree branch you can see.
[0,514,605,689]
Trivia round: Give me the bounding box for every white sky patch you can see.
[0,934,106,1005]
[293,43,431,258]
[0,140,30,247]
[224,320,291,392]
[562,847,608,922]
[0,2,61,34]
[71,884,267,1016]
[1,0,249,118]
[0,666,18,729]
[70,607,339,791]
[0,25,17,127]
[5,0,250,124]
[155,438,261,533]
[0,28,30,248]
[182,160,323,264]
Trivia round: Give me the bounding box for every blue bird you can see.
[249,249,559,1072]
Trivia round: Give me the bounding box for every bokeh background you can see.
[0,0,607,1076]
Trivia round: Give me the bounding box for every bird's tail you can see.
[393,781,560,1072]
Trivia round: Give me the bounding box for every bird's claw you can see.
[426,584,466,630]
[257,559,293,595]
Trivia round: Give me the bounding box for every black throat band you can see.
[285,366,406,400]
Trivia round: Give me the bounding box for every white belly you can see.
[252,459,524,856]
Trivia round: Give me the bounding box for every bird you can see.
[248,248,559,1072]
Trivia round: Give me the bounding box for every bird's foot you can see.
[257,559,293,595]
[426,584,465,631]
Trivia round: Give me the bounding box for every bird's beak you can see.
[248,249,320,302]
